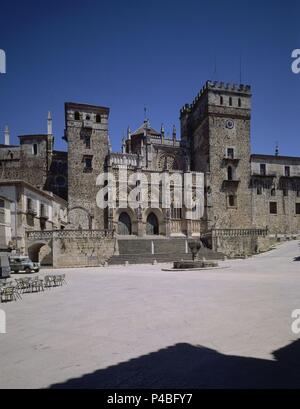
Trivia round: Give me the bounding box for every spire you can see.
[172,124,176,140]
[275,142,279,156]
[4,125,10,145]
[108,135,112,153]
[127,126,131,140]
[47,111,52,136]
[122,137,126,154]
[161,123,165,141]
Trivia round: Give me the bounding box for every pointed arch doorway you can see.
[118,212,132,235]
[146,212,159,235]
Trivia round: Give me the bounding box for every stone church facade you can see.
[1,80,300,262]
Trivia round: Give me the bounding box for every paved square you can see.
[1,241,300,388]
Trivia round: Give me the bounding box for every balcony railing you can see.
[223,156,240,164]
[222,179,240,188]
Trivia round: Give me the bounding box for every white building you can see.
[0,180,67,257]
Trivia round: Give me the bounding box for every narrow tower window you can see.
[228,195,237,208]
[285,166,290,177]
[229,97,233,106]
[85,136,91,149]
[96,114,101,123]
[227,166,233,181]
[33,144,38,155]
[220,96,223,105]
[238,98,242,107]
[74,111,80,120]
[270,202,277,214]
[227,148,234,159]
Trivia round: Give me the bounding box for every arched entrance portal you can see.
[28,242,52,266]
[146,213,159,235]
[118,212,132,235]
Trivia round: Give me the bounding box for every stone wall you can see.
[27,230,116,268]
[211,229,270,258]
[52,236,115,268]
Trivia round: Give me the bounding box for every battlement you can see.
[206,80,251,93]
[180,80,251,115]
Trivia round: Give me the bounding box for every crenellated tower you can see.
[64,102,110,229]
[180,80,253,231]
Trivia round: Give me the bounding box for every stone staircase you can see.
[109,237,225,265]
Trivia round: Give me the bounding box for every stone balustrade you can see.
[27,229,114,241]
[212,228,268,237]
[108,153,141,167]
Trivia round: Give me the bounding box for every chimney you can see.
[47,111,52,136]
[4,125,10,145]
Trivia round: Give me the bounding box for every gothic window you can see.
[158,154,178,171]
[74,111,80,120]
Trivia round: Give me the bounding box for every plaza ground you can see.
[1,240,300,388]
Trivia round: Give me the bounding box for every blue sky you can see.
[0,0,300,154]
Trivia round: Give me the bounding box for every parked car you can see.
[9,255,40,274]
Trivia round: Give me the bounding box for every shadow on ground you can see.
[50,339,300,389]
[294,256,300,261]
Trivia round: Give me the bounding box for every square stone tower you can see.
[180,81,253,230]
[64,103,109,230]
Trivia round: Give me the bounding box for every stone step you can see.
[117,238,188,255]
[109,250,225,265]
[110,237,225,265]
